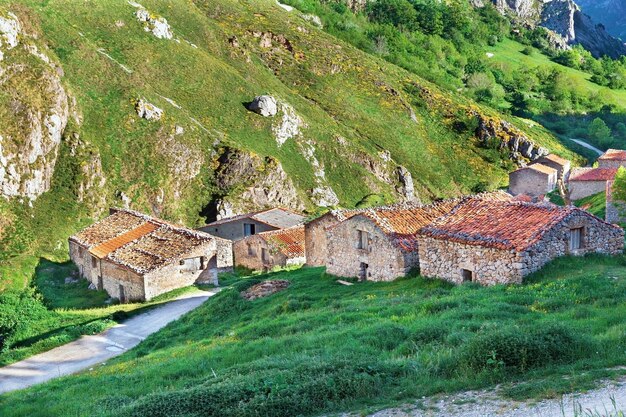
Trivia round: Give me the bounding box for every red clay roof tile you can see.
[569,168,618,182]
[599,149,626,161]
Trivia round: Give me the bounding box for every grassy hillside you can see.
[2,257,626,416]
[0,0,581,290]
[488,38,626,107]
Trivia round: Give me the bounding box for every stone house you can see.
[568,167,618,200]
[325,201,462,281]
[69,208,233,302]
[532,154,571,179]
[418,199,624,286]
[508,164,558,197]
[304,209,361,267]
[198,208,305,241]
[598,149,626,169]
[233,225,305,270]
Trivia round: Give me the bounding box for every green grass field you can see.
[3,257,626,416]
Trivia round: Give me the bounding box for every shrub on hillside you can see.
[463,324,591,374]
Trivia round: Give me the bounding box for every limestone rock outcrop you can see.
[135,99,163,121]
[133,7,173,40]
[480,0,626,58]
[0,11,69,201]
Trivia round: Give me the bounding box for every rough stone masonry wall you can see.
[233,235,289,271]
[417,237,524,285]
[69,240,100,287]
[598,160,626,169]
[418,211,624,286]
[100,260,145,302]
[326,216,416,281]
[214,237,234,271]
[509,169,556,197]
[304,214,338,266]
[569,180,607,200]
[143,241,217,300]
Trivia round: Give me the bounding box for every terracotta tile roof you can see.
[419,199,606,251]
[258,225,305,258]
[535,154,570,166]
[569,167,618,182]
[89,223,158,258]
[205,208,305,229]
[70,208,216,274]
[327,191,514,251]
[599,149,626,161]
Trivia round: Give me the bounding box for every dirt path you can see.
[568,138,604,157]
[0,289,217,394]
[367,376,626,417]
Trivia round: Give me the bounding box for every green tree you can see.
[611,166,626,203]
[588,117,612,148]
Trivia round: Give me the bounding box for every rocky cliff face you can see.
[482,0,626,58]
[0,10,69,202]
[576,0,626,39]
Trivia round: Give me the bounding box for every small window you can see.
[247,243,255,256]
[262,248,270,262]
[461,269,473,282]
[569,227,584,250]
[244,223,256,237]
[357,230,369,250]
[91,256,98,268]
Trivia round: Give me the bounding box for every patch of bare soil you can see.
[241,280,290,301]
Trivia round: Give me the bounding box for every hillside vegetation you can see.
[0,0,579,290]
[2,257,626,416]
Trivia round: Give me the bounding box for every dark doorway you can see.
[461,269,473,282]
[119,285,126,303]
[359,262,368,281]
[98,276,103,290]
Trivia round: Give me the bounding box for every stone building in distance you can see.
[233,225,306,271]
[508,164,557,197]
[198,208,305,241]
[597,149,626,169]
[418,199,624,285]
[69,208,233,302]
[324,201,461,281]
[568,167,618,200]
[533,154,571,179]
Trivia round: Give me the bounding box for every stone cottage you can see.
[418,199,624,286]
[532,154,571,179]
[325,201,462,281]
[69,208,233,302]
[233,225,305,270]
[508,164,557,197]
[198,208,305,241]
[568,167,618,200]
[304,209,360,267]
[598,149,626,169]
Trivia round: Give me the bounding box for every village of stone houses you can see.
[7,1,626,416]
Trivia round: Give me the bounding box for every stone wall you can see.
[418,211,624,285]
[199,219,277,241]
[326,215,417,281]
[233,235,296,271]
[69,240,101,287]
[598,160,626,169]
[304,213,338,266]
[143,241,217,300]
[418,237,524,285]
[509,168,556,197]
[534,158,570,178]
[100,260,145,302]
[569,180,607,200]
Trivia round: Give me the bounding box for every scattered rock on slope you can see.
[241,280,290,300]
[273,102,306,146]
[135,99,163,121]
[133,6,173,40]
[247,95,278,117]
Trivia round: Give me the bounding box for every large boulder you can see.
[135,99,163,121]
[247,95,278,117]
